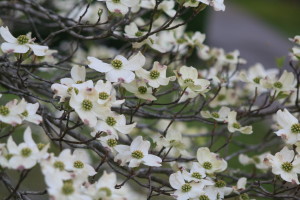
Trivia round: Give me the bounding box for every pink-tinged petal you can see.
[27,44,48,56]
[106,69,135,83]
[124,51,146,71]
[1,43,29,54]
[87,56,112,73]
[106,2,129,15]
[0,26,17,43]
[143,154,162,167]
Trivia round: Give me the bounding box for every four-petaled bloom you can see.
[88,51,146,83]
[197,147,227,174]
[114,136,162,167]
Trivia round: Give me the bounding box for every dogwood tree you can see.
[0,0,299,199]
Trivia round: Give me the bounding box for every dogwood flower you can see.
[0,98,26,126]
[239,152,270,171]
[141,0,176,17]
[197,147,227,174]
[114,136,162,167]
[182,162,212,184]
[94,111,136,138]
[206,179,233,199]
[122,79,157,101]
[98,0,139,15]
[275,108,300,144]
[197,0,225,11]
[6,127,49,170]
[87,51,146,83]
[94,80,125,106]
[19,99,42,124]
[69,85,108,127]
[88,171,124,200]
[227,111,253,134]
[261,70,295,93]
[169,171,205,200]
[289,35,300,45]
[264,147,300,184]
[232,177,247,193]
[0,26,48,56]
[201,106,230,122]
[51,65,86,102]
[136,61,176,88]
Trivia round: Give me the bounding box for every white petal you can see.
[1,43,29,54]
[0,26,17,43]
[106,69,135,83]
[124,51,146,71]
[143,154,162,167]
[87,56,112,73]
[71,66,86,82]
[27,44,48,56]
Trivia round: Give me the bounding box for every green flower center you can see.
[61,182,74,195]
[76,80,83,84]
[106,117,117,126]
[135,31,143,37]
[111,59,123,69]
[253,77,261,84]
[21,147,32,157]
[99,187,112,197]
[181,183,192,193]
[217,94,226,101]
[211,112,219,118]
[281,162,293,172]
[73,160,84,169]
[107,139,118,147]
[199,195,210,200]
[203,161,212,170]
[177,38,187,44]
[112,0,120,3]
[138,86,147,94]
[21,110,29,117]
[191,172,202,179]
[215,180,226,188]
[184,78,194,84]
[233,122,241,129]
[54,161,65,171]
[37,143,45,150]
[67,87,79,95]
[149,70,160,80]
[0,106,10,116]
[131,150,144,159]
[226,54,234,60]
[17,35,29,45]
[273,81,283,89]
[81,99,93,111]
[291,123,300,134]
[99,92,109,100]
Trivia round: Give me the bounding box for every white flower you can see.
[136,61,176,88]
[184,31,206,47]
[94,134,118,152]
[51,65,86,102]
[206,179,233,199]
[0,98,26,126]
[169,171,204,200]
[122,79,157,101]
[20,99,42,124]
[238,152,270,171]
[69,84,108,127]
[0,26,48,56]
[232,177,247,194]
[6,127,49,170]
[93,111,136,138]
[140,0,176,17]
[88,171,125,200]
[201,106,230,122]
[261,70,295,93]
[227,111,253,134]
[47,178,91,200]
[114,136,162,167]
[88,51,146,83]
[197,147,227,174]
[62,149,96,178]
[94,80,125,107]
[98,0,139,15]
[197,0,225,11]
[182,162,213,184]
[275,108,300,144]
[289,35,300,45]
[265,147,300,184]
